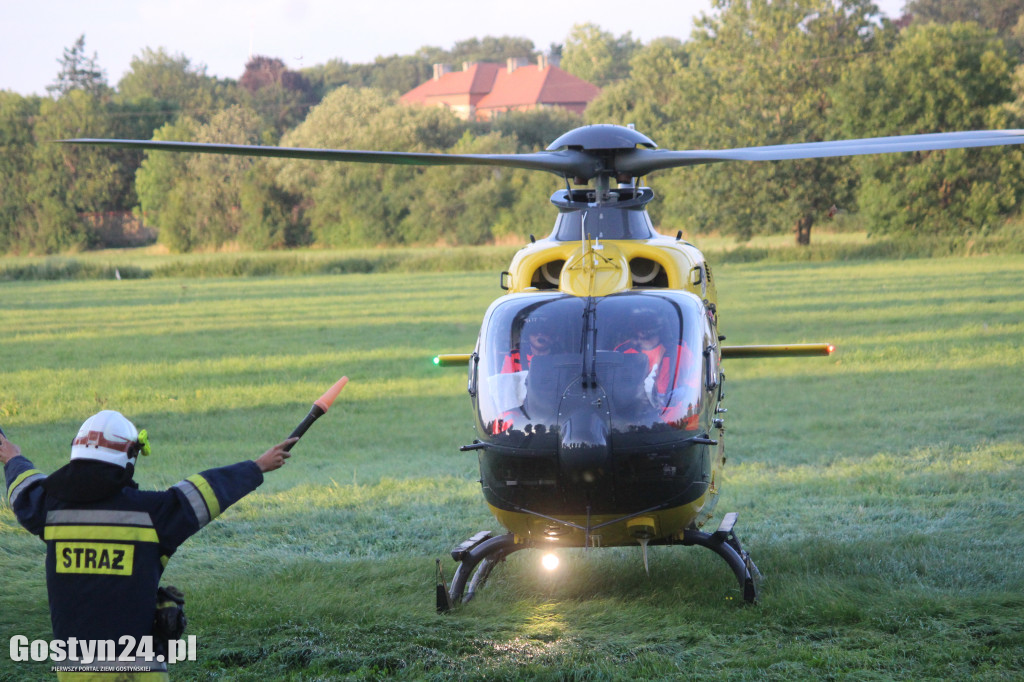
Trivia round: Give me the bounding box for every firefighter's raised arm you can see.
[0,432,21,464]
[254,438,299,472]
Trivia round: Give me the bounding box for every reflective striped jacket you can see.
[4,455,263,674]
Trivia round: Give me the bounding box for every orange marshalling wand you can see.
[284,376,348,451]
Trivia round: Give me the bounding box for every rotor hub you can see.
[547,125,658,152]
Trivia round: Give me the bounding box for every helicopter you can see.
[66,124,1024,607]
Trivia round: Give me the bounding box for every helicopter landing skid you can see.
[439,531,524,611]
[437,515,761,611]
[681,511,761,604]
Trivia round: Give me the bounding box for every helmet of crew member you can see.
[70,410,149,468]
[522,311,558,353]
[630,308,663,339]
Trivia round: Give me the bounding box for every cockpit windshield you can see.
[473,291,708,446]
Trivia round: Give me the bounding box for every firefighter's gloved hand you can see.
[154,585,187,641]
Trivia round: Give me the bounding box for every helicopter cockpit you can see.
[472,290,713,453]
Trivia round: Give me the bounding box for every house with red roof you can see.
[400,56,600,121]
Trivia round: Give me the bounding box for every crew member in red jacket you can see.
[501,312,558,373]
[615,312,699,427]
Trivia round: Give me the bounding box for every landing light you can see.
[541,553,560,571]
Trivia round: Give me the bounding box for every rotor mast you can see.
[549,125,657,206]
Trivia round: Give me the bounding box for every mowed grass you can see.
[1,256,1023,680]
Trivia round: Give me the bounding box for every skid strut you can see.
[681,511,761,603]
[437,513,760,611]
[441,532,525,610]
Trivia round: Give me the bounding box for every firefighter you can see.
[0,410,296,681]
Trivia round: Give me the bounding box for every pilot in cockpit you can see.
[615,308,696,410]
[501,312,558,373]
[489,311,561,434]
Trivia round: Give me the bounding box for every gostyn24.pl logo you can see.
[9,635,197,665]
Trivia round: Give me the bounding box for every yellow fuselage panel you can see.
[558,242,632,297]
[506,236,716,307]
[487,493,714,548]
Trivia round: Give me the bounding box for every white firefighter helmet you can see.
[70,410,144,468]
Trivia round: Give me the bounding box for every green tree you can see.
[397,131,555,245]
[304,54,432,99]
[561,23,640,86]
[116,48,227,126]
[445,36,538,64]
[306,36,538,101]
[240,56,315,133]
[589,0,883,244]
[134,118,197,251]
[584,38,693,230]
[184,105,286,250]
[415,36,538,67]
[48,35,108,98]
[110,49,244,221]
[239,165,304,249]
[27,90,122,252]
[905,0,1024,37]
[585,38,690,138]
[834,21,1024,238]
[482,107,585,151]
[0,92,42,253]
[366,55,434,94]
[135,105,294,251]
[277,87,468,247]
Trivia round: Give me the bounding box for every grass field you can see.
[1,255,1022,680]
[5,228,1017,282]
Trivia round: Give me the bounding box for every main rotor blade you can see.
[616,129,1024,175]
[62,138,599,178]
[64,128,1024,181]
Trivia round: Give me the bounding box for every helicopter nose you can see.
[558,405,611,487]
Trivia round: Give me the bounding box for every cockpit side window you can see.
[594,294,703,429]
[703,314,720,392]
[480,296,582,377]
[475,296,583,433]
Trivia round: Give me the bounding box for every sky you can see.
[2,0,907,97]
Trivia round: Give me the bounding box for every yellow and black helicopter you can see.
[68,124,1024,606]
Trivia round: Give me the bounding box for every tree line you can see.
[3,0,1024,254]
